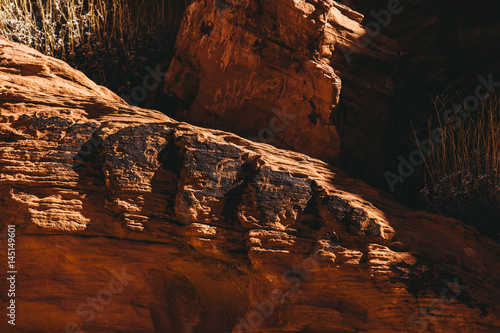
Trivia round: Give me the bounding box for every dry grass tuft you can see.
[419,94,500,241]
[0,0,185,97]
[0,0,173,58]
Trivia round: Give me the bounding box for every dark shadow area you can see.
[146,264,249,333]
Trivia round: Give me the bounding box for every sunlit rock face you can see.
[0,36,499,332]
[161,0,399,187]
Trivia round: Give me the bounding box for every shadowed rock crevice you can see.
[146,264,249,333]
[222,153,264,226]
[147,269,203,333]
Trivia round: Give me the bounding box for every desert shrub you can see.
[0,0,185,101]
[419,94,500,241]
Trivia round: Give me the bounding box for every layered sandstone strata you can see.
[0,37,499,332]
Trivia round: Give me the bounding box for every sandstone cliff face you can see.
[1,37,500,332]
[162,0,398,186]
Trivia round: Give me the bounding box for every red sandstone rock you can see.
[162,0,398,186]
[0,37,499,332]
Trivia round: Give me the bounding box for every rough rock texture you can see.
[1,37,500,332]
[159,0,500,194]
[161,0,398,186]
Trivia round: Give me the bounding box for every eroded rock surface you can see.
[0,37,500,332]
[161,0,398,186]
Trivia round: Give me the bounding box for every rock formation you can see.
[161,0,398,187]
[157,0,500,195]
[1,36,500,332]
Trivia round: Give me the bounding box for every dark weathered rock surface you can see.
[0,37,499,332]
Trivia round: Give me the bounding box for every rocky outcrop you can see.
[161,0,398,187]
[158,0,500,194]
[1,37,500,332]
